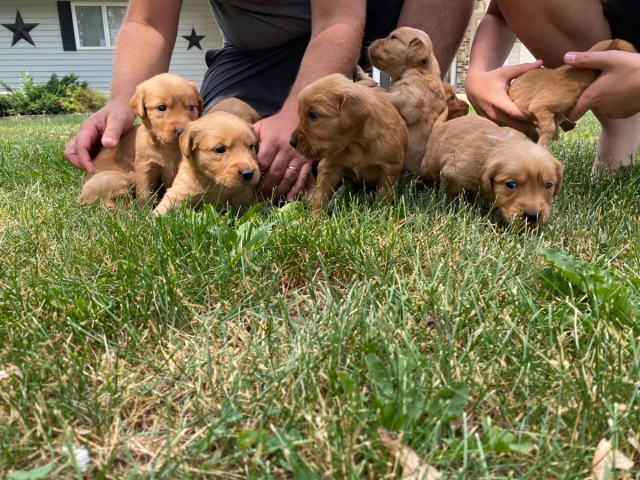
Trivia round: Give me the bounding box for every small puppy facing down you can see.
[153,112,259,215]
[355,27,446,177]
[509,39,637,147]
[443,83,469,120]
[131,73,203,207]
[290,74,407,216]
[78,126,137,208]
[421,115,563,225]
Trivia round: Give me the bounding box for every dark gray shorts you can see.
[603,0,640,51]
[201,0,404,118]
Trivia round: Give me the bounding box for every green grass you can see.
[1,115,639,479]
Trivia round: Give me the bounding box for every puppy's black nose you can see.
[523,212,539,223]
[175,128,184,137]
[240,169,255,181]
[289,137,297,148]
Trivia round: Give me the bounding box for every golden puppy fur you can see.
[208,98,261,124]
[421,115,563,225]
[355,27,446,177]
[78,126,138,208]
[443,83,469,120]
[291,74,407,216]
[509,39,637,147]
[131,73,203,207]
[153,111,260,215]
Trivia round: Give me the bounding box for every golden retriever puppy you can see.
[509,39,637,147]
[290,74,407,216]
[78,126,137,208]
[355,27,445,178]
[153,112,259,216]
[131,73,203,208]
[208,98,261,124]
[443,83,469,120]
[421,115,563,225]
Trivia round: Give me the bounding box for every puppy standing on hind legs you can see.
[354,27,446,179]
[130,74,203,208]
[290,74,407,217]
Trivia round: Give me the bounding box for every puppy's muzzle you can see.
[175,128,185,137]
[289,137,297,148]
[240,169,255,182]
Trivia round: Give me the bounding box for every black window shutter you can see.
[57,1,77,51]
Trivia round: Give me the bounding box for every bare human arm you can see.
[465,0,542,131]
[254,0,366,202]
[64,0,182,171]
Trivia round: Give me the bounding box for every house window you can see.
[71,2,127,49]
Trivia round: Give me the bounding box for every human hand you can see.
[254,110,312,202]
[64,100,135,171]
[566,50,640,121]
[465,60,543,131]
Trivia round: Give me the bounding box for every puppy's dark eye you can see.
[545,182,553,190]
[188,105,195,112]
[308,112,320,120]
[390,35,398,40]
[450,95,456,101]
[158,105,167,112]
[505,181,517,190]
[215,146,226,154]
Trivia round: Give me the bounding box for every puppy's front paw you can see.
[353,65,369,82]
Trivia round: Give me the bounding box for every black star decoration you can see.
[183,27,205,51]
[2,10,38,47]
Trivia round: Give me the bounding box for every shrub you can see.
[0,72,107,116]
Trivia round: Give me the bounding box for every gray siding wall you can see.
[0,0,222,92]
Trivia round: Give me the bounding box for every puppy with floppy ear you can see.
[443,83,469,120]
[131,73,203,208]
[355,27,446,178]
[153,112,260,215]
[422,115,563,226]
[509,39,637,148]
[290,74,407,216]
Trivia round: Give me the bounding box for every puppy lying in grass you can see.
[443,83,469,120]
[509,39,637,148]
[421,114,563,226]
[354,27,446,178]
[290,74,407,216]
[153,108,260,216]
[131,73,203,208]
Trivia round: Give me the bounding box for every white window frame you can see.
[71,2,127,50]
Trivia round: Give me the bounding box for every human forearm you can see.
[280,5,365,117]
[469,1,516,73]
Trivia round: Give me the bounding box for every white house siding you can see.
[0,0,223,92]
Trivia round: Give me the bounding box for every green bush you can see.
[0,72,107,116]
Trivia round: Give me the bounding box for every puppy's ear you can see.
[129,85,146,119]
[189,81,204,114]
[338,93,369,131]
[179,124,196,160]
[480,158,499,195]
[252,130,260,155]
[406,38,430,68]
[553,160,563,197]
